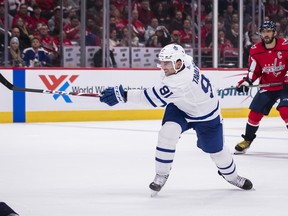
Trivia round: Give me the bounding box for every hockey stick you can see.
[0,73,101,97]
[218,82,282,91]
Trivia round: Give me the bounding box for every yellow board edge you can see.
[0,108,280,123]
[0,112,13,123]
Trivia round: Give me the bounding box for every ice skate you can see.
[218,171,253,190]
[228,175,253,190]
[149,174,169,197]
[234,134,255,154]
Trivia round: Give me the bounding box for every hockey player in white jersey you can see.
[100,44,253,196]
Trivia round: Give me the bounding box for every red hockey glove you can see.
[236,77,253,93]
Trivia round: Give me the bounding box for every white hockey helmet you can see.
[158,44,186,73]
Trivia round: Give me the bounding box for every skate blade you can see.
[234,149,247,155]
[150,190,159,197]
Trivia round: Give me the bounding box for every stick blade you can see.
[0,73,14,90]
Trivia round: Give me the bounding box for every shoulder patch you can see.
[282,39,288,45]
[251,44,257,49]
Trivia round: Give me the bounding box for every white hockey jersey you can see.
[127,55,220,122]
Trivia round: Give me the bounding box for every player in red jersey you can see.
[235,20,288,154]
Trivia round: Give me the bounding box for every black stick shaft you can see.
[0,73,101,97]
[219,82,282,91]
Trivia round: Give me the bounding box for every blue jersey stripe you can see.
[144,89,157,107]
[217,159,234,170]
[152,87,167,107]
[155,157,173,163]
[184,101,219,120]
[219,165,236,176]
[13,69,25,122]
[156,146,175,153]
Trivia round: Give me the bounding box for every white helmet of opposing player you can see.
[158,44,186,73]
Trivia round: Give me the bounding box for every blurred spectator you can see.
[63,7,78,25]
[34,0,54,20]
[109,28,120,47]
[13,17,32,50]
[171,0,185,13]
[218,14,225,31]
[151,2,170,26]
[86,17,101,46]
[275,21,281,33]
[93,48,117,68]
[182,0,193,19]
[278,0,288,9]
[275,7,287,23]
[170,30,181,44]
[144,18,159,43]
[218,29,234,63]
[169,10,184,32]
[132,0,141,12]
[282,22,288,37]
[179,19,193,45]
[30,5,48,33]
[137,0,154,27]
[86,0,103,27]
[3,0,23,16]
[38,24,59,66]
[279,15,288,34]
[121,4,129,21]
[23,37,50,67]
[0,2,13,29]
[200,15,213,67]
[114,0,128,12]
[10,27,26,52]
[243,32,260,67]
[48,6,61,35]
[109,15,122,40]
[8,37,25,67]
[265,0,284,21]
[278,31,286,38]
[119,26,139,47]
[27,0,38,11]
[62,0,80,12]
[146,25,171,47]
[226,23,239,48]
[131,9,145,43]
[201,17,213,53]
[195,3,208,27]
[110,6,127,32]
[230,13,239,28]
[242,4,252,30]
[223,3,235,32]
[12,3,34,32]
[63,15,81,45]
[245,8,260,35]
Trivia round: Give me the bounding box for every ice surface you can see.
[0,117,287,216]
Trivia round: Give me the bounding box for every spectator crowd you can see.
[0,0,288,67]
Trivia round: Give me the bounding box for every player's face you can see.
[160,61,175,76]
[261,29,275,44]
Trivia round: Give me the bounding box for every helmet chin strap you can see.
[173,60,184,74]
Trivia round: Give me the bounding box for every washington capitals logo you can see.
[39,75,79,102]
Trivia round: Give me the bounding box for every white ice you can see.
[0,117,287,216]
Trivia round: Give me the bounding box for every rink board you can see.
[0,68,280,123]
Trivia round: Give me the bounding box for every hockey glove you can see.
[236,77,253,93]
[100,85,127,106]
